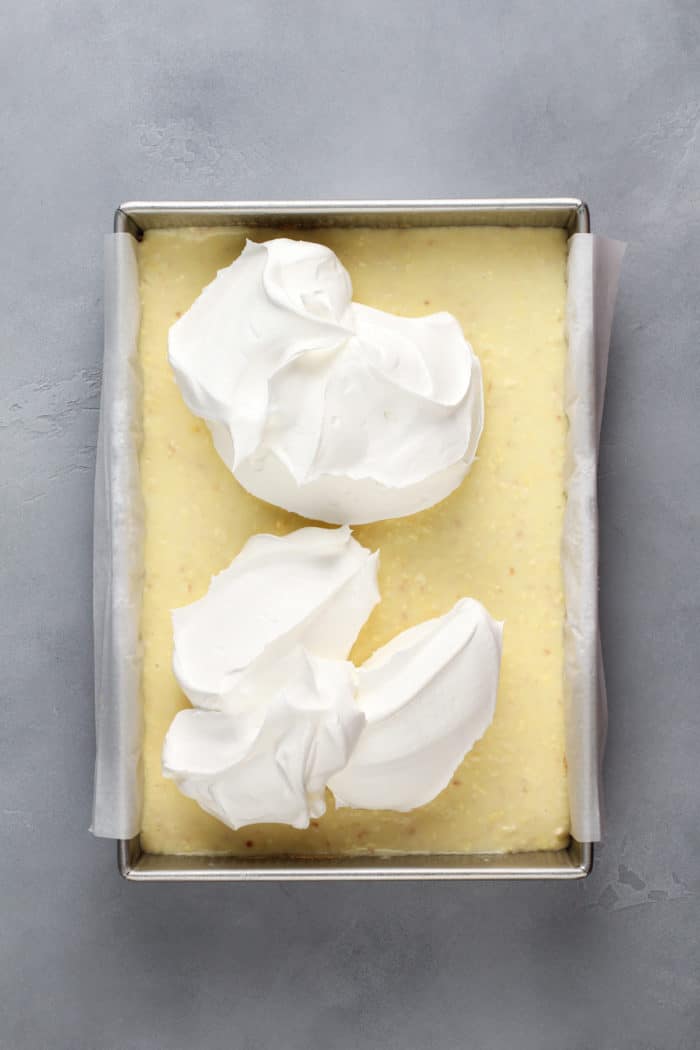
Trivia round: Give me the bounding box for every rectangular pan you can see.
[112,198,592,881]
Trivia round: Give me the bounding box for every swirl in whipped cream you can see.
[163,648,364,830]
[169,238,484,524]
[328,598,503,812]
[172,525,379,712]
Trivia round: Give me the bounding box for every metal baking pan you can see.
[113,198,592,881]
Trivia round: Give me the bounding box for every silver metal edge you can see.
[112,198,593,882]
[118,839,593,881]
[115,198,590,235]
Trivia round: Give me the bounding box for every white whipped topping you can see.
[169,237,484,524]
[163,648,365,830]
[328,599,503,812]
[172,525,379,712]
[163,528,503,831]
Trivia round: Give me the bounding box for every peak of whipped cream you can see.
[163,648,365,830]
[172,525,379,712]
[169,237,484,524]
[328,598,503,812]
[163,527,503,831]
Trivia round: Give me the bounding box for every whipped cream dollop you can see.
[163,648,364,830]
[328,598,503,812]
[169,238,484,524]
[163,527,503,830]
[172,525,379,712]
[164,526,377,829]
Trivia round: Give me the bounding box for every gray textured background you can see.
[2,1,699,1047]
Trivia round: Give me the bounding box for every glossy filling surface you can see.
[137,225,570,856]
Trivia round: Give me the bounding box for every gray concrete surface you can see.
[2,1,699,1047]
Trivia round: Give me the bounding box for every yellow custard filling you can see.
[137,225,570,856]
